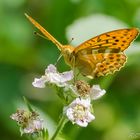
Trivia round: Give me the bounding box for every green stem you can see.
[50,115,67,140]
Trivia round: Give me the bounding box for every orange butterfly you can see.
[25,13,139,78]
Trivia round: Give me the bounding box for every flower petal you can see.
[90,85,106,100]
[87,111,95,122]
[60,71,74,82]
[32,76,47,88]
[10,113,20,121]
[45,64,57,74]
[66,108,75,121]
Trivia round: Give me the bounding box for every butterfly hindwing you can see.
[75,52,127,78]
[93,53,127,77]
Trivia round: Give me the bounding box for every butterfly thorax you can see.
[61,45,75,67]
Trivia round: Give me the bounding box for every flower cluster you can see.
[10,109,43,134]
[32,64,106,127]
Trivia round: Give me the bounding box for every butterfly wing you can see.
[73,28,139,78]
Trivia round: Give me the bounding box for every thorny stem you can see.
[50,115,67,140]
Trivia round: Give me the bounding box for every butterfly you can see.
[25,13,139,78]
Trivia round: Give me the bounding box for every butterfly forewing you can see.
[74,28,139,54]
[73,28,139,78]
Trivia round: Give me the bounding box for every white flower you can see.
[32,64,73,88]
[10,109,43,134]
[90,85,106,100]
[64,98,95,127]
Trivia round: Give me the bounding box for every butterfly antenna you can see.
[69,37,74,44]
[34,31,49,40]
[25,13,64,51]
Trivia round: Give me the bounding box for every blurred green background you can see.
[0,0,140,140]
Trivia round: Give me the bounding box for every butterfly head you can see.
[61,45,74,66]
